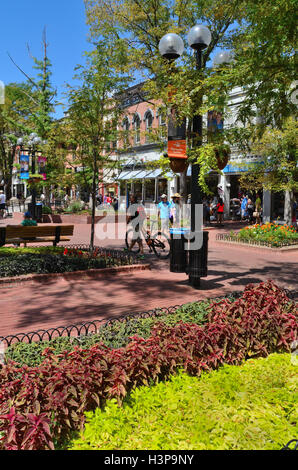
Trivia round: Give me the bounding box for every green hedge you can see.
[4,298,213,367]
[0,253,107,278]
[69,354,298,450]
[0,247,133,279]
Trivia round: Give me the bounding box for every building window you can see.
[122,117,130,147]
[144,110,154,143]
[158,108,167,139]
[133,113,141,145]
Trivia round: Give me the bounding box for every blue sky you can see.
[0,0,91,118]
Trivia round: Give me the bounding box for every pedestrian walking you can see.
[126,194,146,254]
[0,190,6,218]
[157,194,171,232]
[247,197,254,223]
[254,194,262,225]
[241,195,248,221]
[112,197,119,213]
[216,198,224,225]
[170,193,182,227]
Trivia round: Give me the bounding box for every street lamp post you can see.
[159,26,232,287]
[159,25,211,287]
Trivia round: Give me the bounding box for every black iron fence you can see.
[0,288,296,349]
[62,244,142,266]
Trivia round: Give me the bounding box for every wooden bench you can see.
[0,225,74,247]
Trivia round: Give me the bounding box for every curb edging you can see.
[0,264,151,286]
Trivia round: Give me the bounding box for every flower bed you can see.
[218,223,298,248]
[0,281,296,450]
[3,298,214,366]
[70,354,297,450]
[0,246,138,279]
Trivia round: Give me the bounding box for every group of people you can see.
[240,194,262,224]
[126,193,182,254]
[203,197,225,226]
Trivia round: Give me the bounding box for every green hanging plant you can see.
[187,143,231,195]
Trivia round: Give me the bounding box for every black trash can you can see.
[28,203,42,222]
[187,231,209,284]
[170,227,189,273]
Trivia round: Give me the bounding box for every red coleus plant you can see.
[0,407,54,450]
[0,280,296,450]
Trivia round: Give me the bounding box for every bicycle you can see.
[125,218,170,259]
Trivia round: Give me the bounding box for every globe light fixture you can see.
[33,136,42,145]
[213,50,233,67]
[187,24,212,51]
[17,137,24,146]
[159,33,184,60]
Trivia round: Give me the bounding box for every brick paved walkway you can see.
[0,215,297,338]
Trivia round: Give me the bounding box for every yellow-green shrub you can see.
[70,354,298,451]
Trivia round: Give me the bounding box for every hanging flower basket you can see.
[214,146,231,170]
[169,158,189,173]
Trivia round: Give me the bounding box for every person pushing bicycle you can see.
[126,194,146,254]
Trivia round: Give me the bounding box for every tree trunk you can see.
[284,190,293,225]
[45,186,51,207]
[90,152,98,251]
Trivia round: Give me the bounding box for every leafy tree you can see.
[0,83,35,199]
[230,0,297,128]
[6,29,62,205]
[66,41,130,248]
[84,0,247,192]
[239,118,298,224]
[85,0,297,205]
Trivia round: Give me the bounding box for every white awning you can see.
[118,168,164,180]
[118,170,143,180]
[146,169,162,178]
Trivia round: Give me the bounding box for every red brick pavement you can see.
[0,215,297,338]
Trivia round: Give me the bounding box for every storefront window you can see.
[158,179,168,199]
[145,179,155,202]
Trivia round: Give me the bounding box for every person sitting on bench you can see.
[21,212,37,227]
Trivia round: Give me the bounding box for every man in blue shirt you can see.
[241,196,248,221]
[157,194,171,232]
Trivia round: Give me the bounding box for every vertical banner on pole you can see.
[207,111,224,137]
[20,155,29,180]
[167,88,188,172]
[38,156,47,180]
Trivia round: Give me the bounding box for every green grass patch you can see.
[69,354,298,451]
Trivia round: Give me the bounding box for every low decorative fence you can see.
[0,288,296,349]
[216,234,298,249]
[62,244,141,265]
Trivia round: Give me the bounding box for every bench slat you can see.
[6,237,71,244]
[5,225,74,237]
[1,225,74,247]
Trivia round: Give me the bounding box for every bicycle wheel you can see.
[125,228,141,253]
[152,231,170,259]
